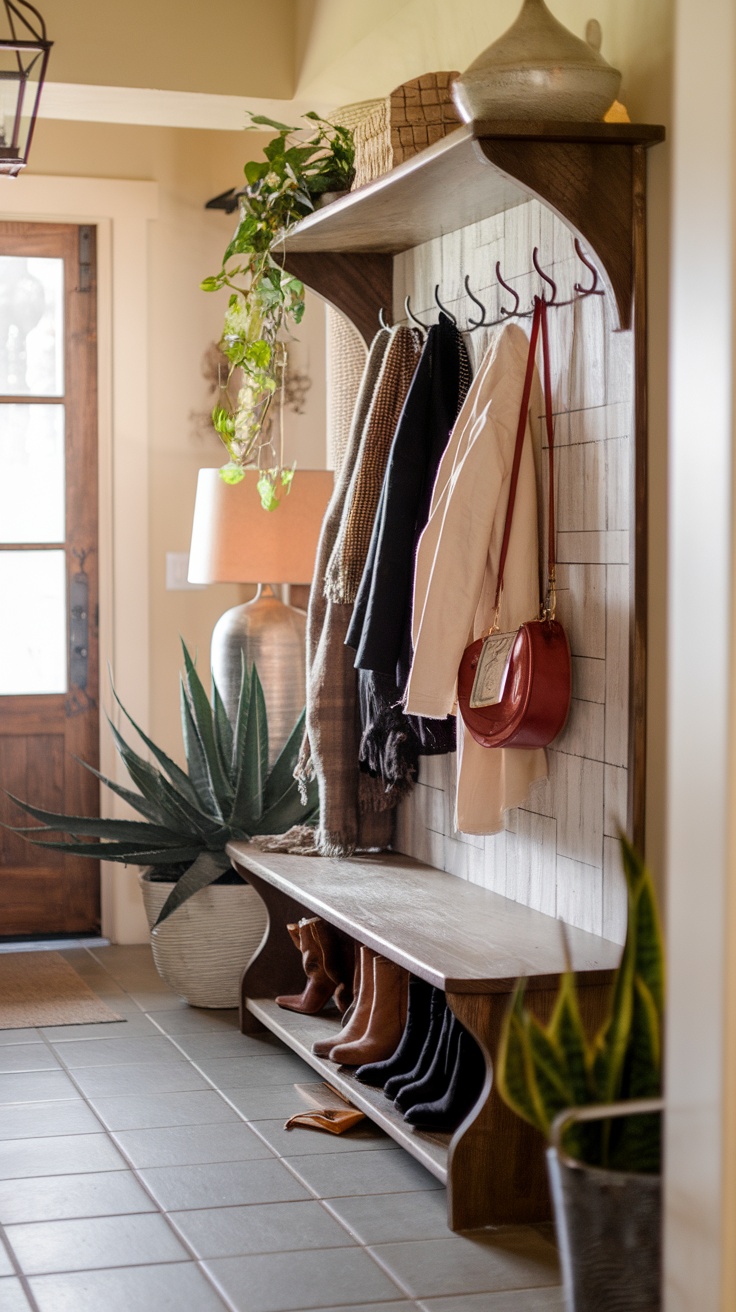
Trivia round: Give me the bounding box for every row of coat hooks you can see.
[379,238,604,334]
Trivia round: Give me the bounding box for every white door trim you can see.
[0,175,158,940]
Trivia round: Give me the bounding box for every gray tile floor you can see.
[0,946,564,1312]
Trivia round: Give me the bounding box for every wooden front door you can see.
[0,222,100,937]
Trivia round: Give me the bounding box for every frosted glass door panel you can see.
[0,257,64,396]
[0,406,65,542]
[0,550,66,693]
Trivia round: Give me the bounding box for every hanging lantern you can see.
[0,1,51,178]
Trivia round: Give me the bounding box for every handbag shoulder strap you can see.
[491,296,557,629]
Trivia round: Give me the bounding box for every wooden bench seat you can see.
[227,841,621,1231]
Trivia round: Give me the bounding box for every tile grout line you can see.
[38,950,527,1307]
[22,995,237,1310]
[0,1217,42,1312]
[37,955,409,1302]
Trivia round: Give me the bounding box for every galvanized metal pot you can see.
[547,1099,663,1312]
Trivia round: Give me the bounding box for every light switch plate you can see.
[166,552,205,590]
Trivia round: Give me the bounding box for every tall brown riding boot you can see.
[330,956,409,1066]
[276,918,338,1015]
[313,944,376,1058]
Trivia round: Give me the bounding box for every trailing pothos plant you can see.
[496,834,664,1174]
[6,644,319,927]
[202,111,354,508]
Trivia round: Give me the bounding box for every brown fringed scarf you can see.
[323,325,424,605]
[294,329,399,857]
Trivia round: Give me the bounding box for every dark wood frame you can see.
[0,221,100,935]
[282,119,663,852]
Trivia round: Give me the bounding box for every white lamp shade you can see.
[188,468,334,585]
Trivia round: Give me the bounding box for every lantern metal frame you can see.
[0,0,51,177]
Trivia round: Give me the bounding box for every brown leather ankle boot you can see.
[311,921,354,1015]
[313,944,376,1058]
[276,918,338,1015]
[330,956,409,1066]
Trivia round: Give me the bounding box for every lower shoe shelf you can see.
[246,995,450,1182]
[231,845,619,1229]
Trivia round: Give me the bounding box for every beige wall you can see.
[41,0,297,97]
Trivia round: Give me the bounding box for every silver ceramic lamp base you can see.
[211,584,306,768]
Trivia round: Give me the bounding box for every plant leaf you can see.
[180,678,220,817]
[2,795,184,845]
[262,708,306,810]
[22,840,203,864]
[73,759,170,825]
[107,719,220,838]
[180,643,231,811]
[621,833,665,1018]
[152,850,234,927]
[248,113,294,131]
[495,984,547,1135]
[110,677,204,813]
[547,972,591,1105]
[229,666,268,831]
[230,655,251,776]
[211,677,234,787]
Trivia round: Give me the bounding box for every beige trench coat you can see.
[405,322,547,834]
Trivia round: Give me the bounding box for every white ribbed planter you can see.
[139,871,268,1008]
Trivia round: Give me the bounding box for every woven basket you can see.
[352,72,461,189]
[139,872,268,1009]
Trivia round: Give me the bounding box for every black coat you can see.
[346,313,471,687]
[345,314,471,776]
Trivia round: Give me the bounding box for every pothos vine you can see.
[201,112,354,509]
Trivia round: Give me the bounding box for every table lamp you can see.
[188,468,333,765]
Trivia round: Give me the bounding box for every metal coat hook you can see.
[433,283,457,325]
[532,247,558,305]
[464,275,488,331]
[496,261,520,318]
[573,238,603,296]
[378,306,392,331]
[404,294,429,330]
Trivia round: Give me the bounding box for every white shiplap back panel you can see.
[393,200,631,944]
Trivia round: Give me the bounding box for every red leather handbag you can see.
[457,296,571,749]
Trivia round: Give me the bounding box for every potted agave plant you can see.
[496,835,664,1312]
[8,643,318,1008]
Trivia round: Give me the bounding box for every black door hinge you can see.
[79,225,93,292]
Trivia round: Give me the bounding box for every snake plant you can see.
[7,642,319,927]
[496,834,664,1173]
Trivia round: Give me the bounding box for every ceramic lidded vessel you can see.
[452,0,621,123]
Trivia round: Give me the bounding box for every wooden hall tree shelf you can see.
[228,842,621,1232]
[283,116,664,852]
[282,120,664,339]
[230,122,664,1232]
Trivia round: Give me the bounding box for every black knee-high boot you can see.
[403,1028,486,1130]
[355,976,433,1087]
[394,1005,460,1114]
[383,986,446,1101]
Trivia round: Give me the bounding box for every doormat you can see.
[0,952,123,1029]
